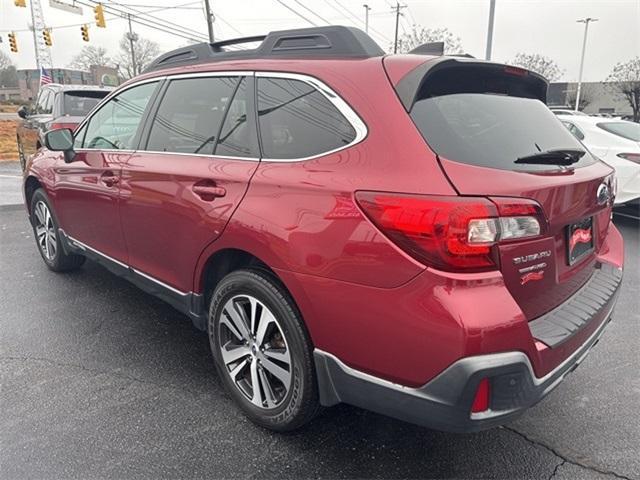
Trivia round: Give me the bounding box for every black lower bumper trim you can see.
[315,304,616,433]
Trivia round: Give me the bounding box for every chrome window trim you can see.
[255,71,368,163]
[72,76,165,139]
[73,70,367,163]
[133,149,258,162]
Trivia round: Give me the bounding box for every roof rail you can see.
[144,26,385,73]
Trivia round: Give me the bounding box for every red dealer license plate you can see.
[566,217,594,265]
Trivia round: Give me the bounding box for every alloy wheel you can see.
[218,294,292,409]
[34,200,57,261]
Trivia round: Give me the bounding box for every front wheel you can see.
[208,269,320,431]
[30,188,85,272]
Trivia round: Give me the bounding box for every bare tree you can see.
[607,57,640,122]
[69,46,113,72]
[566,85,594,111]
[0,50,13,70]
[509,53,563,81]
[115,35,160,79]
[0,51,18,87]
[394,26,464,55]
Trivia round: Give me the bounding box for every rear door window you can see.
[410,93,596,171]
[214,77,255,158]
[146,76,239,155]
[256,77,356,160]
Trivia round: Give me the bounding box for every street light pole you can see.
[363,4,371,34]
[203,0,215,43]
[575,17,598,111]
[485,0,496,60]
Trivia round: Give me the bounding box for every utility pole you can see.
[485,0,496,60]
[126,14,138,77]
[203,0,215,43]
[575,17,598,111]
[363,4,371,34]
[393,2,406,54]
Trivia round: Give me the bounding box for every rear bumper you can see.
[314,265,622,433]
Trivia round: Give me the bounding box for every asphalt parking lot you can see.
[1,161,638,479]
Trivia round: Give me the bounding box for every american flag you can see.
[40,67,52,85]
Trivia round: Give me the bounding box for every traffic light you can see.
[8,32,18,53]
[81,24,89,42]
[42,28,52,47]
[14,0,27,7]
[94,4,106,28]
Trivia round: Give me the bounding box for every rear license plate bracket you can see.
[566,217,594,265]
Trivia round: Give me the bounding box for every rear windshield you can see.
[597,121,640,142]
[63,91,108,117]
[410,93,596,171]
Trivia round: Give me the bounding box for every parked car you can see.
[16,83,113,170]
[560,116,640,206]
[550,108,589,116]
[23,26,623,433]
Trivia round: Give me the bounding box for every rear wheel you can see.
[30,189,85,272]
[208,269,320,431]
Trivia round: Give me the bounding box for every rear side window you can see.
[63,91,108,117]
[410,93,596,171]
[597,121,640,142]
[146,76,238,155]
[257,77,356,160]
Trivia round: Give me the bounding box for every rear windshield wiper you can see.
[515,148,586,166]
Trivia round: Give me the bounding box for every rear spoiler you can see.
[394,57,549,112]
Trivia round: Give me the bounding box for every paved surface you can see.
[0,162,22,206]
[0,190,638,479]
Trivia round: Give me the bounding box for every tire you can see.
[17,136,26,171]
[30,188,85,272]
[208,268,320,431]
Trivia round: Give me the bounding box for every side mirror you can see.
[17,106,28,119]
[44,128,76,163]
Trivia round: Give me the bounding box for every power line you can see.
[104,0,208,40]
[274,0,319,26]
[292,0,331,25]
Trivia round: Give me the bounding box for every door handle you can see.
[192,183,226,201]
[100,171,119,187]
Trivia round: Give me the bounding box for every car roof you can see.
[45,83,115,93]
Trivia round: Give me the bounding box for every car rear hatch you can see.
[386,57,615,321]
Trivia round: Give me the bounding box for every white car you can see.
[551,108,589,117]
[560,116,640,206]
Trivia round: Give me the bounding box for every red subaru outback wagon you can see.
[24,26,623,432]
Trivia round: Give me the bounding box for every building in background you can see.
[548,81,634,117]
[17,65,119,100]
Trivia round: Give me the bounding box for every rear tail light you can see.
[471,378,491,414]
[355,192,546,272]
[616,152,640,164]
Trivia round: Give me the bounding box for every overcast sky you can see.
[1,0,639,82]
